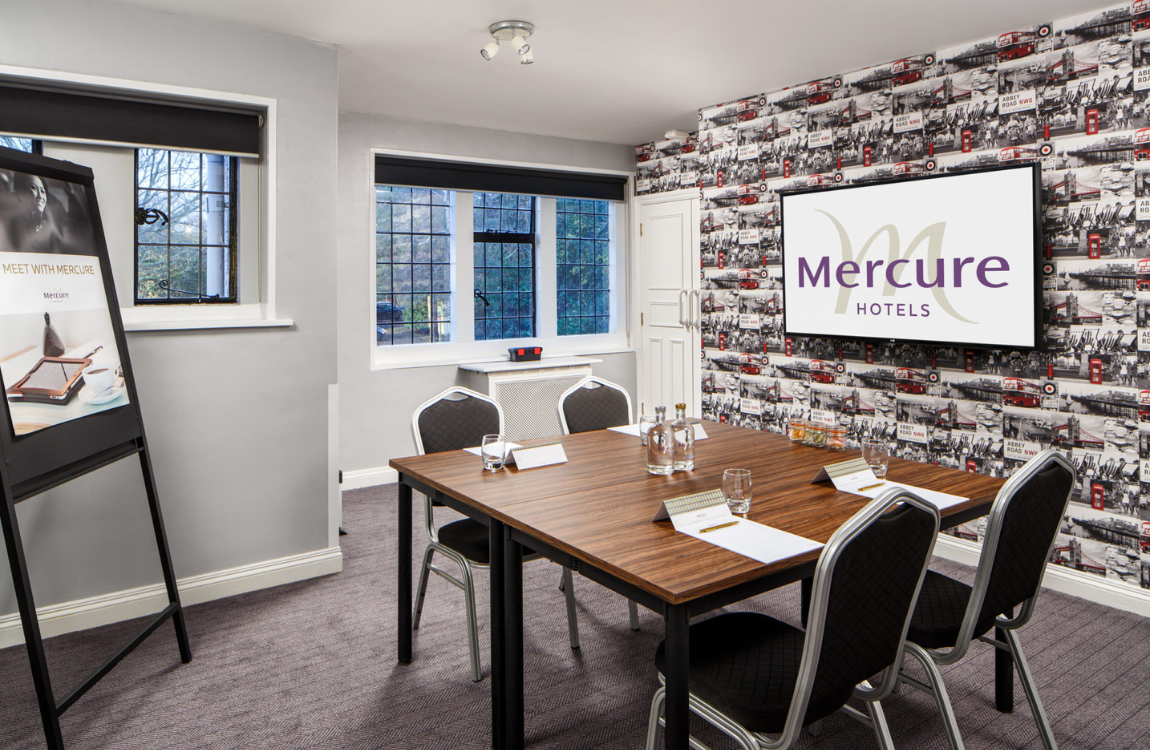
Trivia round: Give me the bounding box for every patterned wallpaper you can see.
[636,2,1150,594]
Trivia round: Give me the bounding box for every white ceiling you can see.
[105,0,1109,146]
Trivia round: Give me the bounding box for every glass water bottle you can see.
[672,403,695,471]
[646,406,675,476]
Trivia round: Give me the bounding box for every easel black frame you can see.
[0,147,191,750]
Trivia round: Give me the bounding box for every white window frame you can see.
[0,63,290,332]
[370,149,632,370]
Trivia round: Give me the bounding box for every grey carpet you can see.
[1,484,1148,749]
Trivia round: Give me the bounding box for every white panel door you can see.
[638,194,699,418]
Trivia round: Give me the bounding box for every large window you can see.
[556,199,611,335]
[473,192,536,341]
[372,155,628,366]
[135,149,238,304]
[375,186,452,345]
[0,136,37,153]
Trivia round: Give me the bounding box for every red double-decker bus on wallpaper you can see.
[1003,377,1042,407]
[737,184,761,205]
[738,269,762,290]
[1136,128,1150,161]
[1135,0,1150,31]
[736,100,760,122]
[807,80,834,106]
[893,161,925,178]
[1135,259,1150,292]
[896,367,929,394]
[998,30,1037,62]
[892,57,924,86]
[1000,146,1039,164]
[809,359,836,384]
[1139,390,1150,422]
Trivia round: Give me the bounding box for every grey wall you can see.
[0,0,339,611]
[338,112,637,472]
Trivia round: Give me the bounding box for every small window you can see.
[473,192,536,341]
[556,199,611,335]
[375,186,453,345]
[135,148,238,304]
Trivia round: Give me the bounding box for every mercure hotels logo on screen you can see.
[795,210,1011,324]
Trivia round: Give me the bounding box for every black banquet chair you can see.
[644,488,942,750]
[898,449,1075,750]
[557,376,641,630]
[410,386,579,682]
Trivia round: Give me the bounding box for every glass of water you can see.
[481,434,508,471]
[638,415,656,446]
[722,469,753,515]
[862,440,889,478]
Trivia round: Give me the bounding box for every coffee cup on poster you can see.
[83,366,115,395]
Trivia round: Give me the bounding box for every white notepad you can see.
[653,489,823,565]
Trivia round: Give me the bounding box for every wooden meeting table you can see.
[390,421,1005,750]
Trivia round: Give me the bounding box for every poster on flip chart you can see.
[0,170,128,436]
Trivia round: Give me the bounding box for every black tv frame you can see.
[779,162,1044,352]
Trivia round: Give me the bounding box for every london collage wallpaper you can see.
[636,2,1150,592]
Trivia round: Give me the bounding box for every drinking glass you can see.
[481,434,508,471]
[722,468,753,515]
[638,415,656,446]
[862,440,889,478]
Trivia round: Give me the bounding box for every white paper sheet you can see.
[609,423,708,439]
[680,518,824,566]
[850,481,969,511]
[653,488,823,565]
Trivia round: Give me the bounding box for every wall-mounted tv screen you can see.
[780,163,1041,350]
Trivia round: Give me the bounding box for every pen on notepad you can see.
[857,482,886,491]
[699,520,739,533]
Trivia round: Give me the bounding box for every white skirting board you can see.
[342,466,398,490]
[0,546,343,649]
[934,535,1150,618]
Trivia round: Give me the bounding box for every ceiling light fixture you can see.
[482,20,534,64]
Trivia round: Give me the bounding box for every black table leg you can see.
[503,528,524,750]
[663,604,690,750]
[490,520,505,750]
[398,479,412,665]
[996,608,1014,713]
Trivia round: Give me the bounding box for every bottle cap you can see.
[675,402,686,410]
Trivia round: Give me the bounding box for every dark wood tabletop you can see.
[390,421,1005,605]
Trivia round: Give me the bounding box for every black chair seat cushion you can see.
[654,612,851,734]
[437,518,536,564]
[907,570,985,650]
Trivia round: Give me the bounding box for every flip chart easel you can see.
[0,147,190,750]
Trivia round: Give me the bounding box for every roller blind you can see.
[375,155,627,202]
[0,84,262,157]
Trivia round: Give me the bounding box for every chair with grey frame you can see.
[897,449,1075,750]
[557,376,641,631]
[411,386,579,682]
[644,488,942,750]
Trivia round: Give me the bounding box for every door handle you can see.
[678,289,689,327]
[688,289,701,330]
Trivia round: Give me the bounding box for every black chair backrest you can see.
[417,394,500,455]
[803,499,938,723]
[562,382,629,433]
[972,460,1074,636]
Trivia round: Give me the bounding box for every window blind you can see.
[375,155,627,202]
[0,84,262,157]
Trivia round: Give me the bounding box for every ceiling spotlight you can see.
[484,20,534,64]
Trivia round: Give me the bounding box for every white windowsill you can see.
[372,340,634,371]
[121,304,293,332]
